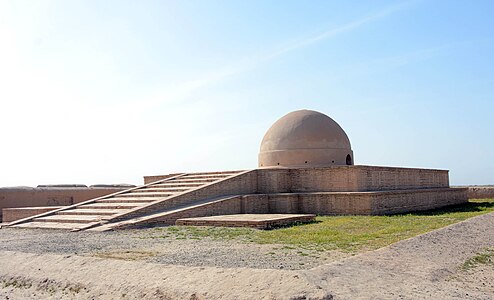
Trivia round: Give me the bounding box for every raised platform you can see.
[4,166,468,231]
[176,214,316,229]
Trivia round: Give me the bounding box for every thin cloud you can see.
[128,1,418,112]
[263,1,418,62]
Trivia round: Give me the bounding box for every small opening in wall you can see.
[277,163,280,165]
[332,160,335,163]
[346,154,352,165]
[305,161,308,164]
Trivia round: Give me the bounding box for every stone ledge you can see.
[176,214,316,229]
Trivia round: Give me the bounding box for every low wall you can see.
[464,186,494,199]
[248,188,468,216]
[367,188,468,214]
[2,206,63,223]
[0,187,129,222]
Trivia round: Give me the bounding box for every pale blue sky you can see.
[0,0,493,186]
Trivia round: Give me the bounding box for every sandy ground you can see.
[0,227,347,270]
[0,212,493,299]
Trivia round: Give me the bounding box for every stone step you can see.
[34,215,106,223]
[78,203,141,209]
[119,192,173,198]
[13,221,90,230]
[88,196,237,231]
[180,174,234,180]
[98,197,158,203]
[57,209,128,216]
[186,171,243,176]
[131,188,189,193]
[148,183,204,188]
[163,178,219,184]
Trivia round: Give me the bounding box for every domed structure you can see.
[258,109,354,168]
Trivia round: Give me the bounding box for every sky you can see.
[0,0,493,187]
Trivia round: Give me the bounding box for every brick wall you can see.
[261,188,466,216]
[298,193,372,215]
[2,206,63,223]
[289,167,360,192]
[0,187,127,222]
[257,169,291,193]
[464,187,494,199]
[368,188,467,214]
[146,197,243,226]
[268,194,299,213]
[259,166,449,193]
[354,166,449,191]
[108,166,458,228]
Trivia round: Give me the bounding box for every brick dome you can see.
[258,109,354,168]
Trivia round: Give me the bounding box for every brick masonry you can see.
[255,166,449,193]
[108,166,467,229]
[0,187,127,222]
[463,186,494,199]
[176,214,316,229]
[2,206,63,223]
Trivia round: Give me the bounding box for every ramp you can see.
[7,170,250,231]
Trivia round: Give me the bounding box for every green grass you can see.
[462,248,494,270]
[152,199,494,253]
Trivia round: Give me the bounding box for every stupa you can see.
[6,109,467,231]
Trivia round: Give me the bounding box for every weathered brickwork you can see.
[241,194,269,214]
[107,166,466,229]
[368,188,467,214]
[257,169,291,193]
[288,166,449,192]
[5,166,465,230]
[176,214,316,229]
[464,186,494,199]
[267,194,300,214]
[114,170,258,221]
[2,206,63,223]
[0,187,126,222]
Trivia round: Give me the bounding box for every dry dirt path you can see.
[0,211,493,299]
[304,211,494,299]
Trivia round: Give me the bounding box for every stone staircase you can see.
[9,171,244,230]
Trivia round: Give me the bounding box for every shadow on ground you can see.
[404,200,494,216]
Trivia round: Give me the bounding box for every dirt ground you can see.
[0,211,493,299]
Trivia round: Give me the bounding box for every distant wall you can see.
[0,187,129,222]
[463,186,494,199]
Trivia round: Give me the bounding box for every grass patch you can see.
[93,250,157,261]
[152,225,253,240]
[151,199,494,253]
[462,248,494,270]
